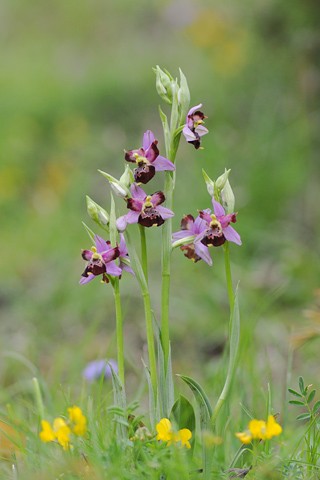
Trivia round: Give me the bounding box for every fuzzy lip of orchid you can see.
[80,235,122,285]
[124,130,174,184]
[172,210,213,266]
[195,199,241,248]
[117,183,174,229]
[182,104,209,150]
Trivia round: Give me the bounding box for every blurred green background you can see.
[1,0,320,415]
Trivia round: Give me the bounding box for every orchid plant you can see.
[76,66,281,478]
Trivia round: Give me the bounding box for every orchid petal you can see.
[106,262,122,276]
[119,233,127,256]
[157,206,175,219]
[79,274,96,285]
[131,183,146,200]
[150,191,165,207]
[172,230,190,240]
[95,235,110,254]
[143,130,155,151]
[145,142,159,163]
[152,155,175,172]
[127,197,144,212]
[116,215,127,232]
[101,246,119,264]
[126,210,140,224]
[223,225,242,245]
[187,104,203,118]
[195,125,209,136]
[194,242,212,266]
[182,126,196,142]
[212,199,225,217]
[120,261,135,276]
[81,250,93,261]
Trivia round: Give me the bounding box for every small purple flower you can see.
[182,104,208,149]
[196,199,241,247]
[118,233,135,276]
[82,359,118,382]
[80,235,122,285]
[116,183,174,230]
[172,210,213,265]
[125,130,175,184]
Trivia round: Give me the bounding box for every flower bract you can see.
[80,235,122,285]
[125,130,175,184]
[182,104,208,149]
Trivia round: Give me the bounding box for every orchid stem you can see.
[223,242,234,318]
[139,225,148,284]
[112,278,125,387]
[123,230,157,405]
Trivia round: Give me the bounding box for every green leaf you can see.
[173,125,185,138]
[288,388,303,398]
[171,395,195,460]
[307,390,316,404]
[155,318,167,419]
[296,413,311,421]
[312,400,320,414]
[289,400,305,406]
[109,193,117,247]
[158,106,170,153]
[108,361,126,438]
[142,359,156,427]
[299,376,305,395]
[123,231,148,295]
[82,221,96,243]
[177,375,213,478]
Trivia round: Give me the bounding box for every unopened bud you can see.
[119,164,134,189]
[202,169,215,197]
[154,65,173,105]
[221,178,235,214]
[110,181,127,199]
[86,196,109,226]
[98,169,131,198]
[178,68,190,123]
[215,169,231,191]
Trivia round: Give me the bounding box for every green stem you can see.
[224,242,234,318]
[143,292,158,397]
[161,171,173,370]
[139,225,148,284]
[112,278,125,387]
[124,230,157,404]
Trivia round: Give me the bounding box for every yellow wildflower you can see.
[235,430,252,444]
[39,420,56,443]
[156,418,192,449]
[68,406,87,436]
[248,419,266,439]
[261,415,283,440]
[236,415,282,444]
[53,418,71,450]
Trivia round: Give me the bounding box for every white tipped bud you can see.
[119,164,134,189]
[221,178,235,214]
[110,182,127,199]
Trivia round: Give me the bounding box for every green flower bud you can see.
[119,164,134,188]
[221,178,235,214]
[153,65,173,105]
[202,169,215,197]
[215,169,231,192]
[86,196,109,226]
[98,169,131,198]
[178,68,190,124]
